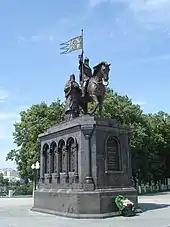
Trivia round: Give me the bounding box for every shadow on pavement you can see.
[139,203,170,212]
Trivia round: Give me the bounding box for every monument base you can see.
[31,187,138,219]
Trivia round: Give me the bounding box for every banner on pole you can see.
[60,35,83,54]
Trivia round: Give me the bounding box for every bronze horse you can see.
[80,61,111,116]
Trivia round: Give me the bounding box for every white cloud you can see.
[0,88,9,103]
[17,34,55,43]
[0,121,13,140]
[15,105,30,115]
[130,54,170,64]
[88,0,129,8]
[127,0,170,25]
[58,17,71,25]
[0,142,16,168]
[89,0,170,11]
[49,35,54,41]
[89,0,170,26]
[128,0,170,12]
[0,113,19,120]
[0,111,20,140]
[0,120,16,168]
[57,16,86,29]
[88,0,109,8]
[31,35,42,42]
[122,0,170,26]
[133,100,146,110]
[0,132,11,140]
[17,35,27,43]
[133,100,146,106]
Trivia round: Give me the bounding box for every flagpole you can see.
[81,29,84,59]
[80,29,84,85]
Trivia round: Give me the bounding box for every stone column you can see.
[56,148,60,183]
[65,145,69,183]
[38,138,44,184]
[45,148,50,184]
[40,147,44,184]
[74,140,79,183]
[54,149,57,175]
[81,124,95,191]
[48,149,52,184]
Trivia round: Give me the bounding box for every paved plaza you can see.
[1,192,170,227]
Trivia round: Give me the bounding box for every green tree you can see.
[14,183,33,196]
[90,88,143,125]
[0,173,4,186]
[0,174,9,187]
[92,89,170,184]
[146,112,170,183]
[3,178,9,187]
[6,88,170,185]
[6,100,64,182]
[90,89,149,182]
[130,111,170,184]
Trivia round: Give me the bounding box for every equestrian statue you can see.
[64,55,111,120]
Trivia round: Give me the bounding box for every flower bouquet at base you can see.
[114,195,136,217]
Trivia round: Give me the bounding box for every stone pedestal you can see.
[32,115,138,218]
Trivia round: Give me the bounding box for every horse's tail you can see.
[89,103,99,115]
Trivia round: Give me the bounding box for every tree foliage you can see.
[6,100,64,182]
[6,89,170,184]
[14,183,33,196]
[0,174,9,188]
[0,174,9,187]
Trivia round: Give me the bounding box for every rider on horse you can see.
[78,56,93,97]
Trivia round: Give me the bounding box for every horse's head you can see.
[93,62,111,85]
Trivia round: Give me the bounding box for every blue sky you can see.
[0,0,170,169]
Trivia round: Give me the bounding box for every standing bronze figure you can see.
[64,74,81,120]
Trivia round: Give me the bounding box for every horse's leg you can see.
[98,96,103,117]
[89,94,99,115]
[79,100,88,115]
[83,102,88,114]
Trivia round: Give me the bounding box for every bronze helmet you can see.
[84,57,89,63]
[70,73,75,80]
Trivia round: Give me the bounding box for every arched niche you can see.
[42,143,49,174]
[58,139,66,173]
[105,136,120,172]
[50,141,57,174]
[66,137,76,172]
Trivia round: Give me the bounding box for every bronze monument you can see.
[65,56,111,120]
[32,32,138,219]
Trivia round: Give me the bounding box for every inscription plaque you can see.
[106,136,120,171]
